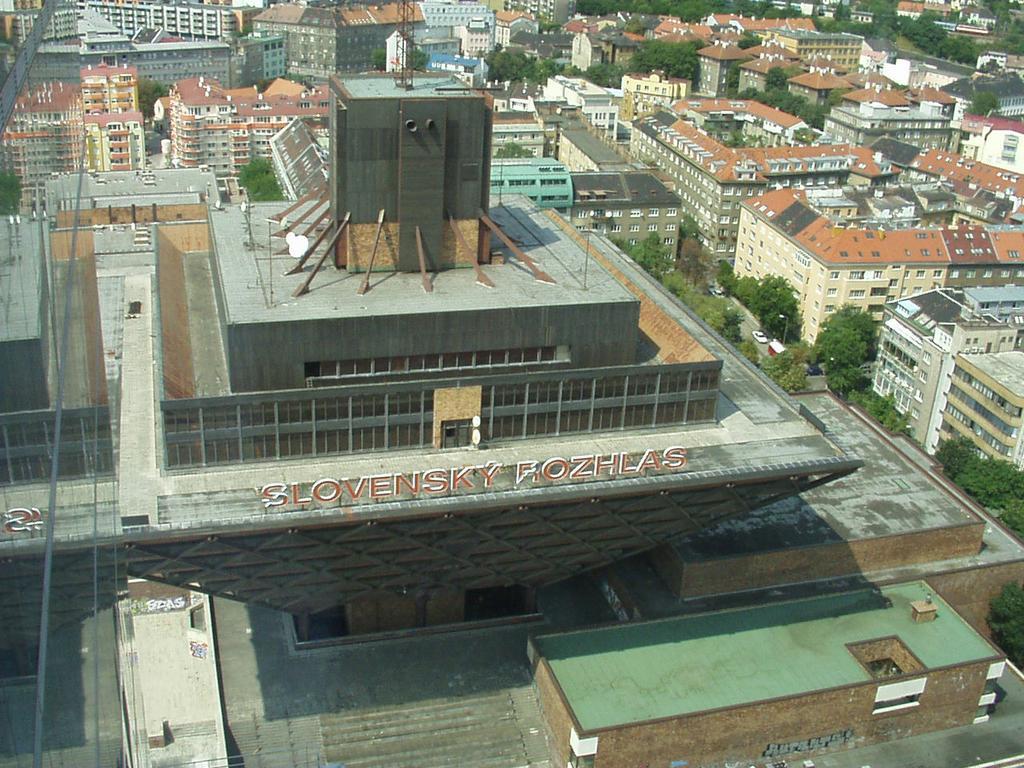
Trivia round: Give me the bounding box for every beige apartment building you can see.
[81,63,139,114]
[735,188,1024,341]
[764,29,863,71]
[941,352,1024,468]
[620,71,690,121]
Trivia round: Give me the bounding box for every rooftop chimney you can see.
[910,598,937,623]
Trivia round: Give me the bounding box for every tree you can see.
[238,158,284,201]
[411,48,429,70]
[989,583,1024,666]
[624,16,646,34]
[936,436,979,481]
[763,349,808,392]
[738,32,760,49]
[738,339,761,364]
[0,172,20,215]
[139,78,168,120]
[617,233,674,280]
[725,64,741,96]
[999,499,1024,538]
[765,65,791,91]
[371,47,387,71]
[848,390,910,434]
[816,324,867,395]
[586,62,626,88]
[676,238,712,284]
[631,40,702,80]
[818,305,877,359]
[746,275,801,341]
[716,260,737,294]
[495,142,535,159]
[971,90,1000,116]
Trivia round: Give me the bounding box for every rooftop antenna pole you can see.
[396,0,415,90]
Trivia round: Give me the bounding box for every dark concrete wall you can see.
[0,339,49,412]
[225,299,641,392]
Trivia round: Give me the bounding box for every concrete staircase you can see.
[228,711,323,768]
[319,686,552,768]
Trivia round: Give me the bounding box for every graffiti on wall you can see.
[189,641,208,659]
[763,728,854,759]
[3,507,44,534]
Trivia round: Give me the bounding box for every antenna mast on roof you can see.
[396,0,415,90]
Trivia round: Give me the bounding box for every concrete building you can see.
[252,4,336,81]
[960,114,1024,174]
[737,50,798,92]
[964,285,1024,322]
[873,288,1024,451]
[824,88,957,151]
[735,187,1024,341]
[494,9,536,47]
[456,16,493,58]
[941,351,1024,467]
[557,124,631,172]
[695,42,752,97]
[0,81,83,189]
[765,28,863,71]
[504,0,574,24]
[420,0,493,41]
[81,61,138,113]
[943,74,1024,118]
[542,76,619,135]
[630,112,895,258]
[491,111,547,157]
[788,67,851,106]
[570,170,681,250]
[532,580,1005,768]
[168,76,328,175]
[620,70,690,122]
[228,32,285,88]
[426,53,487,87]
[674,97,809,146]
[0,0,76,45]
[903,148,1024,223]
[84,110,146,171]
[490,158,572,212]
[76,0,238,40]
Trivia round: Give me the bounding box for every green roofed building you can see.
[530,580,1006,768]
[490,158,573,213]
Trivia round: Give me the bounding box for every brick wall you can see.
[653,523,985,598]
[532,657,577,768]
[56,202,208,228]
[931,560,1024,638]
[580,659,993,768]
[431,386,482,448]
[156,226,196,399]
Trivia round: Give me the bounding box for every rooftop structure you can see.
[673,97,809,145]
[532,580,1002,766]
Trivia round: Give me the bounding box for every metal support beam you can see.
[478,211,554,284]
[273,199,329,238]
[267,185,324,223]
[285,215,340,276]
[292,216,349,297]
[448,213,494,288]
[415,226,433,293]
[356,209,387,295]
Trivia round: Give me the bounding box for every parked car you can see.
[752,330,769,344]
[767,340,786,357]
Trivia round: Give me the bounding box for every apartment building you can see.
[630,112,895,257]
[873,288,1023,451]
[959,114,1024,175]
[824,88,957,151]
[764,28,863,71]
[229,32,285,88]
[542,76,619,135]
[620,71,690,121]
[570,171,681,250]
[494,10,536,47]
[457,17,493,58]
[943,74,1024,118]
[904,149,1024,224]
[0,0,76,45]
[735,187,1024,341]
[696,43,752,97]
[736,50,798,92]
[81,62,138,113]
[504,0,574,24]
[788,68,851,106]
[420,0,493,40]
[492,111,547,157]
[675,98,809,146]
[168,76,328,175]
[252,5,336,81]
[0,82,83,189]
[84,111,145,171]
[941,351,1024,468]
[77,0,237,40]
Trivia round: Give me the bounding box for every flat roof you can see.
[960,351,1024,396]
[0,218,44,343]
[209,198,638,326]
[45,168,217,210]
[560,126,630,168]
[333,73,481,100]
[534,581,997,731]
[673,392,980,560]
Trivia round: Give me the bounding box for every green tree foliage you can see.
[999,499,1024,539]
[820,305,877,358]
[663,272,744,343]
[485,50,565,84]
[971,90,1001,116]
[138,78,168,120]
[989,583,1024,666]
[411,48,429,70]
[631,40,702,80]
[716,260,737,294]
[725,64,741,96]
[738,339,761,363]
[585,62,627,88]
[738,32,760,48]
[615,233,674,280]
[813,306,876,394]
[495,141,535,158]
[763,348,808,392]
[935,436,1024,510]
[848,390,910,434]
[675,238,713,284]
[238,158,284,202]
[733,274,801,340]
[765,65,793,91]
[372,48,387,70]
[0,172,21,215]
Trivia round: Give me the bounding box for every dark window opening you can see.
[441,419,473,449]
[293,605,348,642]
[464,585,530,621]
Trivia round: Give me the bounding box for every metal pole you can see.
[583,227,590,290]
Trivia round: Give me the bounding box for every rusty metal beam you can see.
[267,185,324,223]
[356,209,386,295]
[273,199,329,238]
[285,214,341,276]
[479,211,554,284]
[448,213,494,288]
[415,226,433,293]
[292,216,349,298]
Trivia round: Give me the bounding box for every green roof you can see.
[534,581,997,732]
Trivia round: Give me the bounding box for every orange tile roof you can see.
[706,14,816,31]
[788,71,850,90]
[842,88,911,106]
[13,82,80,113]
[673,97,806,129]
[171,77,328,118]
[739,57,792,74]
[742,43,799,59]
[906,86,957,106]
[910,149,1024,202]
[652,19,712,39]
[697,44,753,61]
[85,110,143,126]
[496,10,533,23]
[262,77,306,98]
[842,72,895,89]
[744,188,1023,265]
